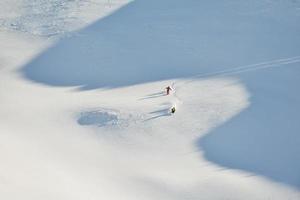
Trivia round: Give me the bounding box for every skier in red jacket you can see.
[166,86,172,95]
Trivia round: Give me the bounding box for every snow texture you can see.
[0,0,300,199]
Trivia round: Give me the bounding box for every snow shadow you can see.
[199,64,300,189]
[139,92,165,100]
[78,110,118,127]
[144,108,171,121]
[21,0,300,90]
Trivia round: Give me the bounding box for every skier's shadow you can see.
[139,92,165,100]
[144,108,171,121]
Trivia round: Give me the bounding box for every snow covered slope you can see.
[0,0,300,199]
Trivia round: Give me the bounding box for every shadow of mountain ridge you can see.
[21,0,299,89]
[199,64,300,189]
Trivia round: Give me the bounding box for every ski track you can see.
[171,55,300,108]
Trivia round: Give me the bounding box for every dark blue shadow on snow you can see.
[139,92,165,100]
[199,65,300,189]
[20,0,300,90]
[144,108,171,121]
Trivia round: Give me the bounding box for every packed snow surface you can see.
[0,0,300,199]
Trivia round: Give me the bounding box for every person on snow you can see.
[171,106,176,114]
[166,86,172,95]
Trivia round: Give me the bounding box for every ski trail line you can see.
[171,56,300,105]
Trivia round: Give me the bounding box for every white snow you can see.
[0,0,300,199]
